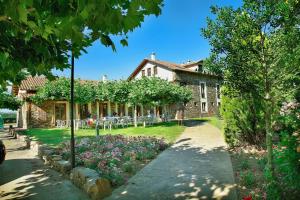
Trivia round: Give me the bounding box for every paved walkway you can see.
[106,121,237,200]
[0,130,90,200]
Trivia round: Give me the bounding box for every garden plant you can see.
[203,0,300,198]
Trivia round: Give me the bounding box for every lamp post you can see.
[70,51,75,168]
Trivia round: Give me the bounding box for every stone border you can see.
[9,128,112,200]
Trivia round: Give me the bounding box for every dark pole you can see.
[70,51,75,168]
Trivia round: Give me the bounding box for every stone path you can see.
[106,121,237,200]
[0,130,90,200]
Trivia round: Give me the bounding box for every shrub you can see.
[263,168,281,200]
[257,157,267,171]
[122,161,137,173]
[240,171,255,187]
[105,168,125,186]
[58,135,168,187]
[272,133,300,198]
[240,159,250,170]
[268,101,300,199]
[221,87,265,147]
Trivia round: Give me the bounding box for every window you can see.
[216,84,221,99]
[200,83,206,99]
[142,70,145,77]
[147,68,151,76]
[202,102,207,112]
[198,65,203,72]
[154,66,158,75]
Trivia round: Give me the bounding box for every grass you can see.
[192,117,223,130]
[24,121,185,146]
[202,117,223,130]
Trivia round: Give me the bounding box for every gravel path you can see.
[106,121,237,200]
[0,130,90,200]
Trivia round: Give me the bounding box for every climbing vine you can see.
[32,77,192,106]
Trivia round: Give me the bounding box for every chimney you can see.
[150,52,156,61]
[102,75,108,82]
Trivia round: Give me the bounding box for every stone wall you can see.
[28,101,55,128]
[175,71,222,118]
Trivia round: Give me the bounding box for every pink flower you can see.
[83,151,93,159]
[106,143,114,149]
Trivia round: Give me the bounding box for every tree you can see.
[32,77,193,127]
[2,0,164,168]
[0,87,21,110]
[0,0,163,85]
[202,0,300,174]
[128,77,192,127]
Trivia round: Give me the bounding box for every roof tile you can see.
[19,76,47,90]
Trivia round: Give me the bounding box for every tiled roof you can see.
[19,76,47,90]
[148,59,187,70]
[18,76,100,91]
[18,93,36,98]
[128,58,210,80]
[181,60,203,68]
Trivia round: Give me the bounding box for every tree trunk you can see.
[249,93,258,144]
[265,92,273,171]
[261,32,273,174]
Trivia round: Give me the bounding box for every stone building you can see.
[128,53,222,118]
[14,76,135,129]
[14,54,221,128]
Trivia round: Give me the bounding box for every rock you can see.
[42,155,52,165]
[85,178,112,200]
[41,148,56,164]
[95,178,112,199]
[51,155,62,161]
[70,167,112,200]
[24,137,31,148]
[30,141,42,155]
[53,160,71,174]
[70,167,98,186]
[17,135,31,148]
[40,148,54,159]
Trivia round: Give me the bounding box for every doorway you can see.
[55,103,66,121]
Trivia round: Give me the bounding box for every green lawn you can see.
[203,117,223,130]
[192,117,224,130]
[24,121,185,146]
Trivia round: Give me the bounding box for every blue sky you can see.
[53,0,242,80]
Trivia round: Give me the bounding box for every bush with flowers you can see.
[268,101,300,199]
[57,135,168,187]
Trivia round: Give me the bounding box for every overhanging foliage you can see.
[0,87,22,110]
[0,0,163,85]
[31,77,192,106]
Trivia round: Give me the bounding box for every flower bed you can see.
[57,135,168,187]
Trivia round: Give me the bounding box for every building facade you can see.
[15,54,221,128]
[128,53,222,118]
